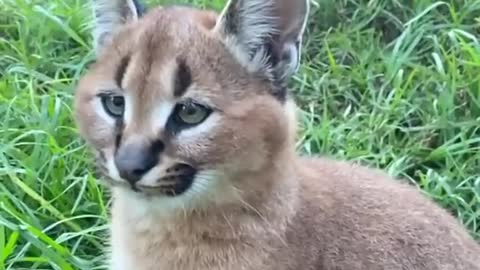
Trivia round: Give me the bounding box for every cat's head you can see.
[74,0,309,209]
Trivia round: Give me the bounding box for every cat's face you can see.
[74,1,309,209]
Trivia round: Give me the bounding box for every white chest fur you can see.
[109,195,142,270]
[110,238,135,270]
[107,189,287,270]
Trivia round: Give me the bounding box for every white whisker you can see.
[236,191,287,247]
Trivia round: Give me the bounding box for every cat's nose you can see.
[114,140,164,185]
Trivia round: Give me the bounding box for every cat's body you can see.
[110,157,480,270]
[74,0,480,269]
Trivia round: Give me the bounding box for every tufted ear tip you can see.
[214,0,310,100]
[91,0,146,55]
[131,0,146,17]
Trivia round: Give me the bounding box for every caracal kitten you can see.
[74,0,480,269]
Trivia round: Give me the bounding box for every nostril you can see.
[132,168,149,177]
[151,140,165,153]
[117,161,155,185]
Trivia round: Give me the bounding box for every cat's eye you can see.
[100,95,125,118]
[174,102,211,126]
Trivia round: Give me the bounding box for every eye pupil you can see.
[185,106,197,115]
[112,97,124,106]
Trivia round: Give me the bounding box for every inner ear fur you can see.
[215,0,310,98]
[92,0,146,55]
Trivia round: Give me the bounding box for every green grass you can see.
[0,0,479,269]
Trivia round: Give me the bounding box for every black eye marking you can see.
[173,58,192,98]
[114,119,124,153]
[115,55,130,88]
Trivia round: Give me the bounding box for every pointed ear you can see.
[92,0,146,54]
[215,0,310,91]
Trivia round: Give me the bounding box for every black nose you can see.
[114,141,163,185]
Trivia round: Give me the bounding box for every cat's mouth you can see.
[137,163,197,197]
[95,157,196,197]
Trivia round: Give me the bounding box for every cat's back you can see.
[285,156,480,270]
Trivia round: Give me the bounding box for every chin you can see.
[107,169,239,214]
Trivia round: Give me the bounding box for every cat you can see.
[73,0,480,269]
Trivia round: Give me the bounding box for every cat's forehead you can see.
[122,6,218,51]
[86,5,272,108]
[94,10,208,86]
[115,31,231,99]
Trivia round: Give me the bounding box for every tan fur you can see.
[74,2,480,270]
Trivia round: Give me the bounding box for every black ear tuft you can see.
[92,0,147,55]
[131,0,146,17]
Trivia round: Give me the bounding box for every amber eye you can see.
[174,102,211,126]
[100,95,125,118]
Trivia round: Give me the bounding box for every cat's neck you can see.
[110,152,298,242]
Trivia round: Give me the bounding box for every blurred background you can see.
[0,0,479,269]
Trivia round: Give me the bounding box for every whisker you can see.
[222,210,237,238]
[243,196,288,247]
